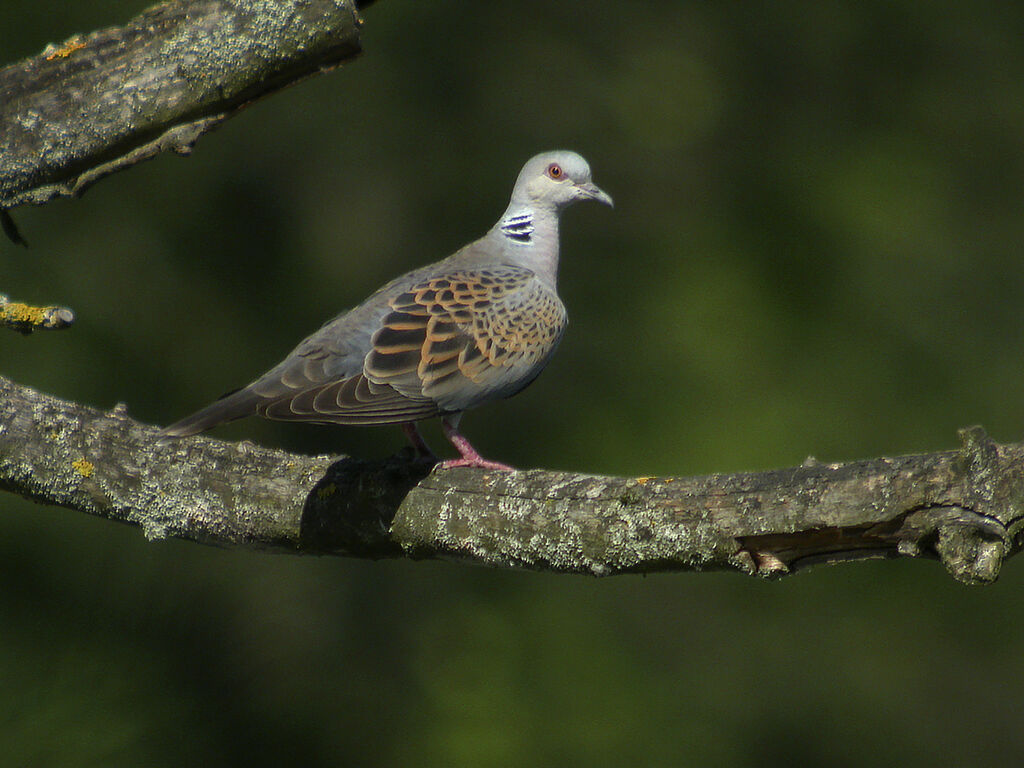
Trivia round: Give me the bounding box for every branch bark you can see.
[1,293,75,333]
[2,374,1022,584]
[0,0,365,210]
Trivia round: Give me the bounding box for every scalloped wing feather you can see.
[189,266,567,428]
[364,267,566,412]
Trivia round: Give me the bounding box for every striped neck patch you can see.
[500,213,534,244]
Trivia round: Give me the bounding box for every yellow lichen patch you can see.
[72,458,95,478]
[2,302,47,325]
[316,482,337,499]
[45,37,86,60]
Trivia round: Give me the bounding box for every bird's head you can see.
[512,150,613,211]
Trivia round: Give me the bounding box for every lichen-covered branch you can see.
[1,294,75,334]
[3,375,1023,583]
[0,0,365,210]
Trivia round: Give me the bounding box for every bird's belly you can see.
[432,357,550,413]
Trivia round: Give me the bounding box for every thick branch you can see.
[3,375,1023,584]
[0,0,364,209]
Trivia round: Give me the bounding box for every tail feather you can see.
[161,388,262,438]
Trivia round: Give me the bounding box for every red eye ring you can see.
[546,163,563,179]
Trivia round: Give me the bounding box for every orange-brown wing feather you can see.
[240,267,564,425]
[365,267,566,411]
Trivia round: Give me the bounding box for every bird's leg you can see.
[401,422,437,461]
[439,415,515,471]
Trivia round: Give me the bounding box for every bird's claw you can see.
[438,457,516,471]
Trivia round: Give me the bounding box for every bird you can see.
[162,150,613,470]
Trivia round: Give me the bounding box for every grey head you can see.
[507,150,614,211]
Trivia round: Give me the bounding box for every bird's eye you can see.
[546,163,563,180]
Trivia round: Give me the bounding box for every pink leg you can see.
[439,416,515,471]
[401,422,436,460]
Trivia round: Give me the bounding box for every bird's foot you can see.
[439,417,515,471]
[438,456,516,471]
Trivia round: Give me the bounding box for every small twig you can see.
[0,294,75,333]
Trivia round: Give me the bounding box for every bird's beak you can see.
[579,181,614,208]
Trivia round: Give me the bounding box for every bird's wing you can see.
[363,266,567,412]
[163,265,566,433]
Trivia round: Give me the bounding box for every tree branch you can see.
[0,0,364,211]
[1,293,75,334]
[2,374,1022,584]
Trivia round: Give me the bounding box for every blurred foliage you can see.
[4,0,1024,765]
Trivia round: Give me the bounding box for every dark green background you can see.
[4,1,1024,764]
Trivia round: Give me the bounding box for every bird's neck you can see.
[493,203,560,287]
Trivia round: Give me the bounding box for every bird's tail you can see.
[160,388,262,438]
